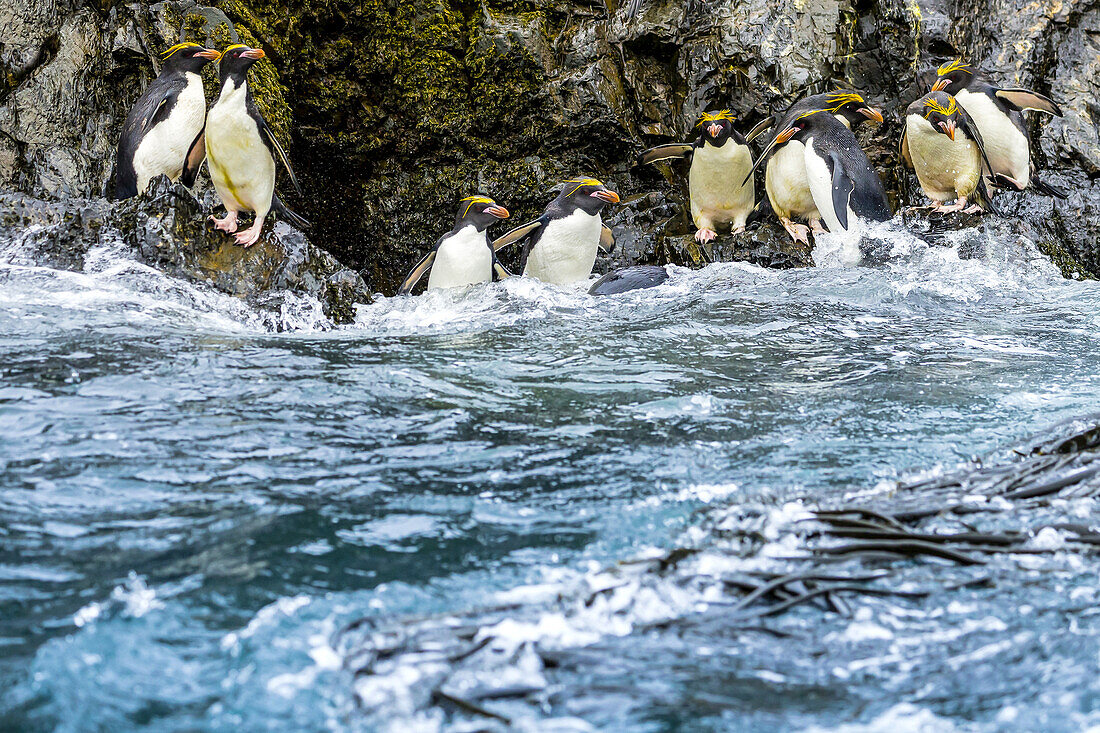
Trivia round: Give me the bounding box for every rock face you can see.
[1,0,1097,293]
[0,178,371,325]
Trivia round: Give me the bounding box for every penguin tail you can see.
[272,195,311,231]
[745,197,773,227]
[1030,175,1068,200]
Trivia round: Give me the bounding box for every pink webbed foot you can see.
[809,218,827,234]
[234,222,264,247]
[695,228,717,244]
[781,219,811,244]
[210,211,238,233]
[933,198,968,214]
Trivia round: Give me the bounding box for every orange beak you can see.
[485,205,510,219]
[707,123,723,138]
[196,48,221,61]
[939,120,956,140]
[592,189,620,204]
[775,126,798,144]
[931,78,950,92]
[241,48,266,60]
[861,106,885,123]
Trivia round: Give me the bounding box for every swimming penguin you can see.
[930,58,1064,197]
[743,92,884,242]
[746,110,891,239]
[398,196,512,295]
[750,90,884,143]
[589,265,670,296]
[639,110,755,243]
[902,92,996,213]
[113,42,221,199]
[205,44,308,247]
[492,178,620,286]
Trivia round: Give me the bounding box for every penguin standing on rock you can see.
[398,196,512,295]
[639,110,755,244]
[743,92,884,242]
[931,58,1065,197]
[747,110,892,238]
[205,44,309,247]
[902,92,996,213]
[114,42,221,199]
[493,178,620,286]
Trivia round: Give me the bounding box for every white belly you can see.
[906,115,981,201]
[427,226,492,290]
[955,89,1030,186]
[688,141,754,230]
[132,73,206,193]
[803,136,853,233]
[206,80,275,215]
[766,141,817,221]
[523,209,601,285]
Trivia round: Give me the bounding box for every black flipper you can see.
[828,152,854,231]
[599,225,614,254]
[745,115,775,143]
[272,194,310,231]
[181,129,206,187]
[995,89,1062,116]
[398,251,436,296]
[259,121,303,195]
[146,87,181,132]
[972,175,999,214]
[638,143,694,165]
[492,220,542,252]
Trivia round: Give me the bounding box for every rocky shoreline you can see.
[0,179,371,325]
[1,0,1097,294]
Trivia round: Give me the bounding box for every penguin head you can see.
[455,195,510,231]
[920,93,962,140]
[695,110,737,146]
[161,42,220,74]
[557,178,620,215]
[772,109,830,144]
[218,44,266,83]
[821,90,884,127]
[930,58,974,94]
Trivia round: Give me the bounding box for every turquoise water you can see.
[2,225,1100,730]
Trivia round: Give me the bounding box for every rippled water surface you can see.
[2,226,1100,731]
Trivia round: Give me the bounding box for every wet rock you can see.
[0,178,371,324]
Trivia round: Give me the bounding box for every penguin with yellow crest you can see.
[902,92,996,213]
[931,58,1065,197]
[639,110,755,244]
[114,42,221,199]
[493,178,620,286]
[398,196,512,295]
[205,44,309,247]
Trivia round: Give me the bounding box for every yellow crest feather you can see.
[937,58,970,76]
[823,91,865,112]
[563,178,604,196]
[923,95,958,117]
[460,196,495,218]
[695,110,736,127]
[162,42,202,59]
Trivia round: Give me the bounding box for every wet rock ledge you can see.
[0,179,371,325]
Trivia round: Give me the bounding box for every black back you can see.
[793,112,892,224]
[589,265,669,296]
[113,43,216,199]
